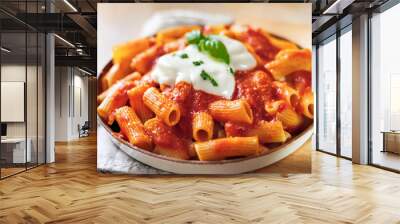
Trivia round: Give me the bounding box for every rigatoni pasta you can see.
[127,83,154,122]
[101,61,132,90]
[194,137,261,161]
[112,37,153,65]
[98,72,141,104]
[115,106,153,151]
[97,81,135,124]
[130,45,164,75]
[277,107,304,131]
[143,87,181,126]
[209,99,253,124]
[192,112,214,142]
[246,120,288,143]
[265,49,311,81]
[299,88,314,119]
[156,25,200,45]
[98,23,313,161]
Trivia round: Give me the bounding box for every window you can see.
[317,36,337,154]
[370,3,400,171]
[339,27,352,158]
[0,1,46,179]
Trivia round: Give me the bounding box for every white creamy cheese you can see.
[151,35,256,99]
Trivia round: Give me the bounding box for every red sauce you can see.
[240,28,280,63]
[286,70,311,94]
[224,122,251,137]
[145,118,188,150]
[192,90,222,113]
[233,70,274,122]
[170,82,194,139]
[224,70,276,136]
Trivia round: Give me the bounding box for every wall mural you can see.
[97,3,313,174]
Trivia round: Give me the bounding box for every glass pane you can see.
[317,37,337,154]
[27,31,38,169]
[371,4,400,171]
[339,29,352,158]
[38,33,45,165]
[1,31,27,177]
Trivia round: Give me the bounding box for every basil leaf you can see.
[198,37,230,64]
[186,30,203,45]
[180,53,189,59]
[186,31,230,65]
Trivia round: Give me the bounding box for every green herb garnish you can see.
[186,31,230,64]
[180,53,189,59]
[229,67,234,75]
[200,70,218,87]
[192,60,204,66]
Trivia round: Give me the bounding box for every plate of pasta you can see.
[97,24,313,174]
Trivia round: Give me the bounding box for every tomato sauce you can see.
[145,118,188,150]
[234,70,274,122]
[286,70,311,94]
[240,28,280,63]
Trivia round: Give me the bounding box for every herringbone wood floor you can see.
[0,135,400,224]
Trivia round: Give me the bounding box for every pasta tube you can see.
[192,112,214,142]
[130,45,164,75]
[112,37,153,65]
[102,61,132,89]
[299,89,314,119]
[273,81,300,107]
[127,83,154,122]
[209,99,253,124]
[276,107,303,131]
[143,87,181,126]
[115,106,153,151]
[156,25,200,45]
[265,49,311,81]
[98,72,141,104]
[97,81,135,123]
[194,137,261,161]
[246,120,288,143]
[264,100,286,116]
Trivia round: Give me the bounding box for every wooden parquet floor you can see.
[1,135,400,224]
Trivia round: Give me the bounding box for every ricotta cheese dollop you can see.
[151,35,256,99]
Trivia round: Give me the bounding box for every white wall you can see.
[54,67,90,141]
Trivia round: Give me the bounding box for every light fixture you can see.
[1,47,11,53]
[63,0,78,12]
[54,34,75,48]
[322,0,355,15]
[78,67,93,76]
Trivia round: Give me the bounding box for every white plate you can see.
[100,117,313,174]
